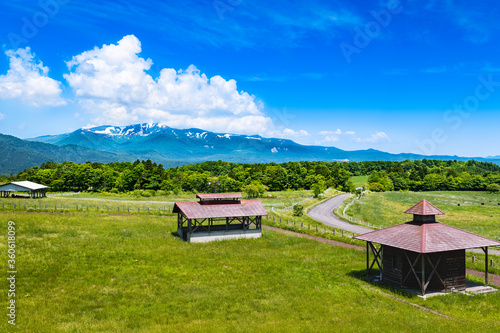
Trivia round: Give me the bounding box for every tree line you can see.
[3,159,500,196]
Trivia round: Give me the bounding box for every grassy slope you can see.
[1,212,500,332]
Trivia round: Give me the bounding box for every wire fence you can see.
[266,214,358,239]
[0,201,175,215]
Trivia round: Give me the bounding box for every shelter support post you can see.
[483,247,489,285]
[367,242,382,276]
[366,242,370,276]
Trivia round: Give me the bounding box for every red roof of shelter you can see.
[173,200,267,219]
[404,199,444,216]
[355,222,500,253]
[196,193,242,200]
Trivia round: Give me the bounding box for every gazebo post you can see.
[421,254,426,296]
[484,247,489,286]
[366,242,370,276]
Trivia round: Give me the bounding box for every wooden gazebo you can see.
[354,200,500,296]
[173,193,267,243]
[0,181,48,198]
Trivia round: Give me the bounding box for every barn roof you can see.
[0,181,48,191]
[404,199,444,216]
[196,193,242,200]
[173,199,267,219]
[355,222,500,253]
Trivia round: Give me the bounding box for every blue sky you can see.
[1,0,500,157]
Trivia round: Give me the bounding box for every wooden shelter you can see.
[354,200,500,295]
[173,193,267,243]
[0,181,48,198]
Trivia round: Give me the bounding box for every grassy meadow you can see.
[1,210,500,332]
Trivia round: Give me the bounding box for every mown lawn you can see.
[1,212,500,332]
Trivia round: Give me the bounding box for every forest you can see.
[2,159,500,196]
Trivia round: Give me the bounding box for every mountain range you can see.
[0,123,498,176]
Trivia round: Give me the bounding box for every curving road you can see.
[308,194,371,235]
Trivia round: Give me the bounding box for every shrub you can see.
[293,204,304,217]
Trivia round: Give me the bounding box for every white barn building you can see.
[0,181,48,198]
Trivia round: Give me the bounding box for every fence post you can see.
[491,259,494,267]
[316,226,318,232]
[342,230,344,238]
[308,224,310,230]
[301,222,303,228]
[148,207,150,213]
[352,233,355,238]
[333,229,335,235]
[324,226,326,232]
[472,255,475,263]
[118,207,120,212]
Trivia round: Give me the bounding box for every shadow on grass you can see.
[347,269,418,299]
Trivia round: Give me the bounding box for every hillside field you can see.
[1,209,500,332]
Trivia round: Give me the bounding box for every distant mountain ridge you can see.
[0,134,122,176]
[27,123,499,166]
[1,122,497,175]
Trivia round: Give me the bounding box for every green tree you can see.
[243,181,267,198]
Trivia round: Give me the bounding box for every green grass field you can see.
[350,175,369,188]
[1,211,500,332]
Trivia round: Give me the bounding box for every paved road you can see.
[307,194,372,235]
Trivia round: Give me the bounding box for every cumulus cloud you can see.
[0,47,65,106]
[281,128,309,137]
[317,129,389,145]
[355,131,390,143]
[64,35,273,135]
[0,113,5,120]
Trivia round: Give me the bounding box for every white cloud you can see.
[319,129,341,136]
[282,128,309,137]
[0,113,5,120]
[355,131,390,143]
[64,35,272,135]
[316,129,389,145]
[0,47,66,107]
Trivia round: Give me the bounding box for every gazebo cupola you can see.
[405,199,444,223]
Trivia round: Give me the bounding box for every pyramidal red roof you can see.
[355,222,500,253]
[404,199,444,216]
